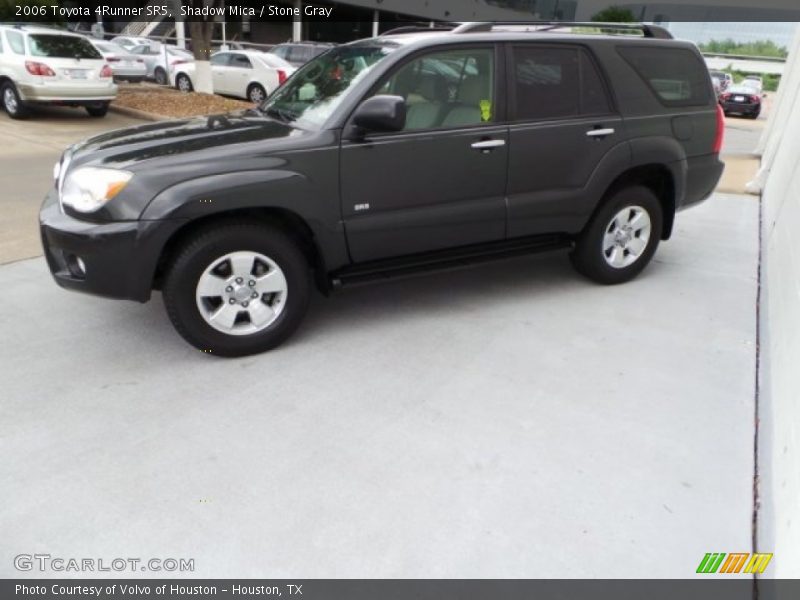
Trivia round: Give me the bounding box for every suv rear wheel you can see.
[163,222,311,356]
[570,185,663,285]
[2,82,29,119]
[85,102,109,118]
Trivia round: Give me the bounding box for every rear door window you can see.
[617,46,711,106]
[28,35,101,59]
[511,46,612,121]
[230,53,252,69]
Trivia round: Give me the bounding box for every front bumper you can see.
[39,189,183,303]
[18,81,117,103]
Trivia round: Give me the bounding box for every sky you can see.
[663,22,798,47]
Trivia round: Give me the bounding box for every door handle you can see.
[471,139,506,150]
[586,128,615,138]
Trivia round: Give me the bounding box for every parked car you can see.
[40,22,724,356]
[267,41,335,67]
[172,50,295,103]
[740,76,764,95]
[110,36,152,52]
[130,43,193,85]
[719,84,762,119]
[708,70,732,91]
[90,41,147,83]
[0,25,117,119]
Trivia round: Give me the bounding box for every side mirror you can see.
[352,95,406,133]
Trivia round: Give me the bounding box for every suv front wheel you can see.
[163,222,311,356]
[570,185,663,285]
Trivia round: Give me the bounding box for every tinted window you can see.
[6,30,25,55]
[29,35,101,59]
[230,54,252,69]
[378,47,495,130]
[580,51,611,115]
[512,46,580,120]
[618,46,711,106]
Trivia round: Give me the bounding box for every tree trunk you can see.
[185,1,220,94]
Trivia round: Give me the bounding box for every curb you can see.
[109,104,170,122]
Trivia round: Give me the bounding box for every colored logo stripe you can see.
[696,553,773,574]
[744,553,773,574]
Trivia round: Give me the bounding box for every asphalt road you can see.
[0,105,760,577]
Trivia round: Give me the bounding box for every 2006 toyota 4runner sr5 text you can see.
[40,22,725,356]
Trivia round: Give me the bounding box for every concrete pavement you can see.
[0,107,141,264]
[0,193,758,578]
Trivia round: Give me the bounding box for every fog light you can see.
[65,254,86,279]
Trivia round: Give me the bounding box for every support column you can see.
[175,19,186,49]
[292,0,303,42]
[372,10,379,38]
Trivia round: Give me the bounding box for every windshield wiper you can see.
[263,105,297,123]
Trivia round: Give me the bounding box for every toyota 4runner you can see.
[40,22,725,356]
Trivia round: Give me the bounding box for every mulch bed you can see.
[113,83,253,118]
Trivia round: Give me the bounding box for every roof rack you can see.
[379,24,456,36]
[452,21,673,39]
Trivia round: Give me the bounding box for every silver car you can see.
[130,43,193,85]
[91,41,147,83]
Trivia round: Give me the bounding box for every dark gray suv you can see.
[40,22,725,356]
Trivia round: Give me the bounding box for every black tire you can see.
[85,102,109,118]
[749,110,761,120]
[247,83,267,104]
[176,73,193,93]
[570,185,663,285]
[154,67,168,86]
[1,82,29,119]
[163,221,311,357]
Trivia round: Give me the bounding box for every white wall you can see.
[757,25,800,581]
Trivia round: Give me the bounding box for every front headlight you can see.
[61,167,133,213]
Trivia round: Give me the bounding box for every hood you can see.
[68,110,308,175]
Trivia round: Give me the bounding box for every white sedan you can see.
[172,50,295,103]
[91,41,147,82]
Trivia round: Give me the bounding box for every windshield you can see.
[29,35,102,59]
[261,42,398,129]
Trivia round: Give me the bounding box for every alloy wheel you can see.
[195,251,288,336]
[3,88,18,114]
[602,206,652,269]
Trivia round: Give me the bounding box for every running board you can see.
[331,234,572,288]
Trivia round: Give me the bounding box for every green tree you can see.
[698,39,788,59]
[590,6,637,22]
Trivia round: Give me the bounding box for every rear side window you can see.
[618,46,711,106]
[230,54,252,69]
[6,30,25,55]
[511,46,611,121]
[28,35,101,59]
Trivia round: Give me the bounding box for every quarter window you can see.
[618,46,711,106]
[6,30,25,55]
[377,47,495,131]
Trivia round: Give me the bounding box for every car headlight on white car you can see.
[60,167,133,213]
